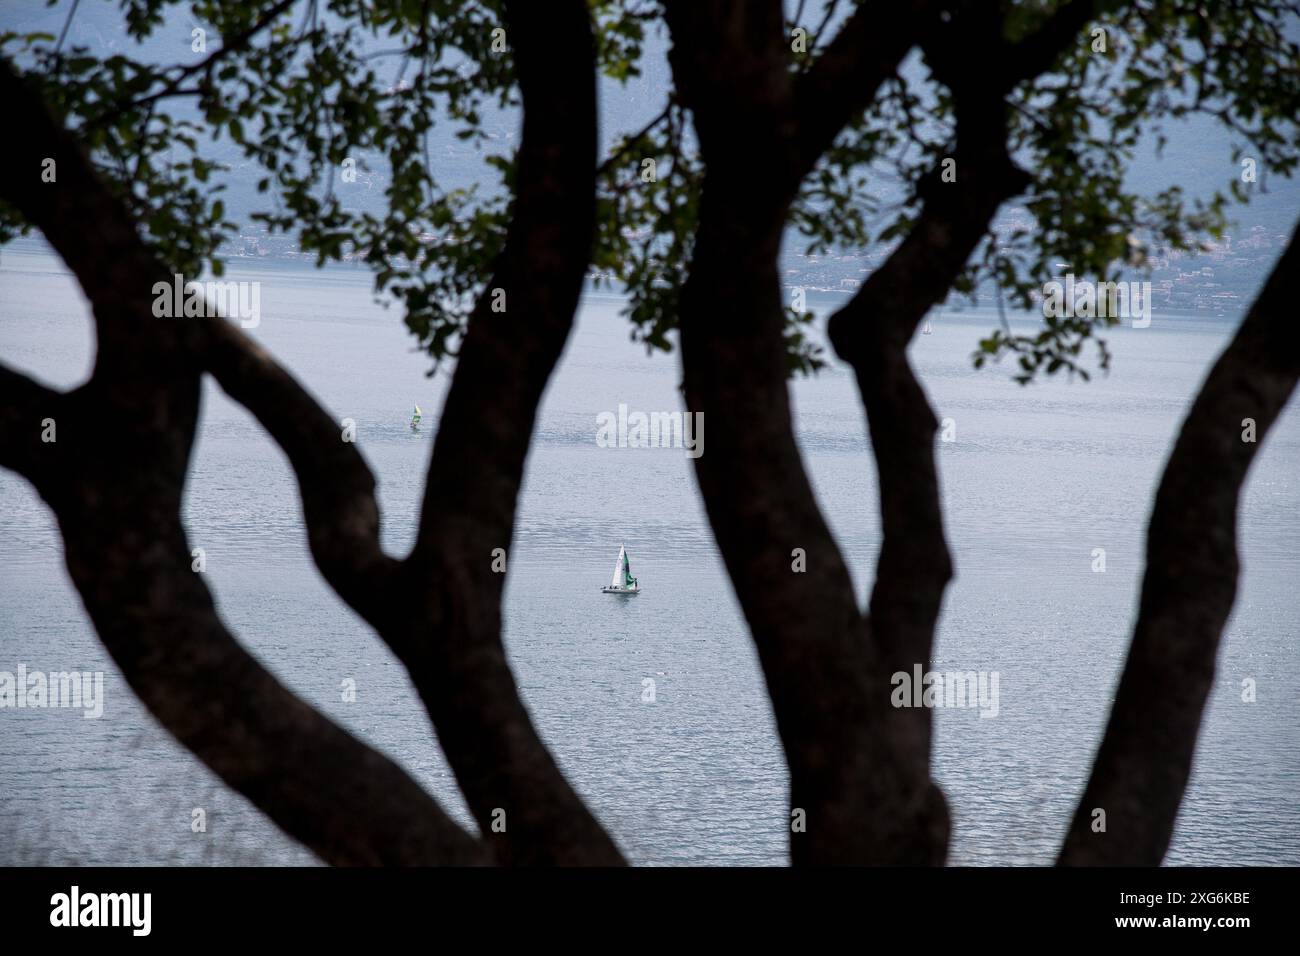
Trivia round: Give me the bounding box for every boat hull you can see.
[600,586,640,594]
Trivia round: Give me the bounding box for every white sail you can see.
[601,544,639,593]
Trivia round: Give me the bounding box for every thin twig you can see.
[55,0,82,54]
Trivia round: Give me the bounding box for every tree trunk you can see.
[1059,222,1300,864]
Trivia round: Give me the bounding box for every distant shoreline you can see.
[1,234,1249,323]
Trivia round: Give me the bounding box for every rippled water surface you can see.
[2,248,1297,865]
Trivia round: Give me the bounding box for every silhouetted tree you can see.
[1,0,1296,865]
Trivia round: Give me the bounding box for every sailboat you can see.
[922,317,933,335]
[600,544,640,594]
[409,404,422,431]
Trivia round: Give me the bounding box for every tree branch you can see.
[824,94,1029,843]
[662,0,954,865]
[95,0,299,122]
[1002,0,1110,88]
[202,320,401,627]
[788,0,943,183]
[10,5,622,866]
[397,0,624,866]
[54,457,485,865]
[0,361,61,487]
[0,60,183,381]
[817,1,1099,855]
[1059,221,1300,865]
[658,0,1111,864]
[0,56,483,866]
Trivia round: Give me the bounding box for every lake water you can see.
[1,246,1297,865]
